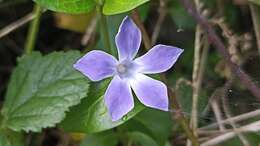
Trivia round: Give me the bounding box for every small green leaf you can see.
[2,51,89,132]
[33,0,95,14]
[249,0,260,6]
[60,79,145,133]
[80,130,118,146]
[103,0,149,15]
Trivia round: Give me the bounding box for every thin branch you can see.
[131,9,152,49]
[191,34,209,133]
[151,0,167,45]
[249,3,260,57]
[211,98,226,131]
[81,14,98,46]
[178,0,260,100]
[201,120,260,146]
[201,109,260,130]
[221,81,250,146]
[24,4,42,54]
[0,13,34,39]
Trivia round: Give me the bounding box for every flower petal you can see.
[129,74,168,111]
[135,45,183,74]
[105,76,134,121]
[73,50,118,81]
[115,16,142,61]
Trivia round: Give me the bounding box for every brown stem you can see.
[178,0,260,100]
[168,86,200,146]
[151,0,167,45]
[131,9,152,49]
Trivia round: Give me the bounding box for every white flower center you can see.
[116,60,138,79]
[116,63,127,74]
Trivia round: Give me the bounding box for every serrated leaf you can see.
[2,51,89,132]
[80,130,118,146]
[103,0,149,15]
[33,0,95,14]
[60,79,145,133]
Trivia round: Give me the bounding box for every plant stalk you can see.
[97,5,111,53]
[24,4,42,54]
[131,9,152,49]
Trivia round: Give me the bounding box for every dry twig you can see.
[0,13,34,39]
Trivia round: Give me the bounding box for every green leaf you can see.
[103,0,149,15]
[127,131,158,146]
[249,0,260,6]
[133,109,172,145]
[33,0,95,14]
[170,0,196,30]
[80,130,118,146]
[1,51,89,132]
[0,130,24,146]
[175,78,208,120]
[120,109,172,145]
[60,79,145,133]
[0,133,11,146]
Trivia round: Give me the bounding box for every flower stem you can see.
[96,5,112,53]
[167,85,200,146]
[131,9,200,146]
[131,9,152,49]
[24,4,42,54]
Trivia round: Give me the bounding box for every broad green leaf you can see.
[249,0,260,6]
[103,0,149,15]
[1,51,89,132]
[33,0,95,14]
[80,130,118,146]
[127,131,158,146]
[60,79,145,133]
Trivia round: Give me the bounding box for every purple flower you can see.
[73,16,183,121]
